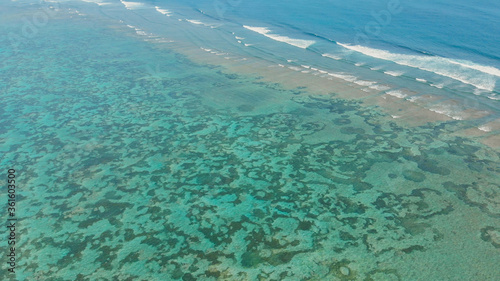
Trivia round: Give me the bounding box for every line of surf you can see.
[155,6,172,16]
[121,0,146,10]
[337,43,499,91]
[243,25,316,49]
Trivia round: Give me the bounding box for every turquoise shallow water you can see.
[1,1,500,281]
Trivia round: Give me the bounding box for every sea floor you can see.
[0,2,499,281]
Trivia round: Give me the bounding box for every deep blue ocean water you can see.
[139,0,500,104]
[160,0,500,67]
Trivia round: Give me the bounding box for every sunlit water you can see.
[0,1,499,280]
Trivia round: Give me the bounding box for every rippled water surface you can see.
[0,1,499,280]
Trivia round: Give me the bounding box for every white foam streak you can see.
[121,0,145,10]
[386,90,407,99]
[186,19,217,28]
[155,6,172,16]
[81,0,111,6]
[430,83,444,89]
[186,19,203,25]
[354,80,376,86]
[429,106,464,120]
[338,43,498,91]
[478,126,492,132]
[487,94,500,100]
[384,70,404,77]
[369,84,391,91]
[327,72,357,82]
[407,96,421,103]
[243,25,316,49]
[447,60,500,77]
[322,53,341,60]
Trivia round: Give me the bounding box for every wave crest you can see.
[243,25,316,49]
[338,43,498,91]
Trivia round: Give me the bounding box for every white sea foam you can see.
[416,78,427,83]
[429,105,464,120]
[322,53,341,60]
[386,90,407,99]
[354,80,376,86]
[430,83,444,89]
[369,84,391,91]
[473,88,488,96]
[81,0,111,6]
[384,71,404,77]
[243,25,316,49]
[155,6,172,16]
[121,0,145,10]
[407,96,421,102]
[327,72,357,82]
[235,36,245,40]
[487,94,500,100]
[338,43,499,91]
[186,19,218,28]
[186,19,203,25]
[447,60,500,77]
[355,62,365,67]
[478,126,492,132]
[130,26,152,37]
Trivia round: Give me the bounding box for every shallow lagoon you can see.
[0,1,499,280]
